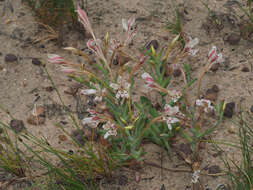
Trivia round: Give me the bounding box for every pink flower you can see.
[60,66,76,74]
[122,16,136,45]
[48,54,65,64]
[87,39,107,64]
[141,72,158,89]
[208,46,223,68]
[184,37,199,56]
[77,7,95,40]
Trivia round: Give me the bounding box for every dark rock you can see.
[145,39,159,50]
[208,165,221,174]
[211,85,219,92]
[71,130,86,145]
[5,54,18,62]
[224,102,235,118]
[241,66,250,72]
[205,85,219,101]
[10,119,25,133]
[210,63,219,72]
[32,58,41,66]
[225,33,241,45]
[27,115,46,125]
[179,143,192,155]
[0,52,2,56]
[44,86,54,92]
[173,69,181,77]
[250,105,253,113]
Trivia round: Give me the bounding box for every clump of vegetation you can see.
[0,5,228,190]
[24,0,77,28]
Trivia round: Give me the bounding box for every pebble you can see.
[208,165,221,174]
[241,66,250,72]
[205,85,219,101]
[27,115,45,125]
[10,119,25,133]
[5,54,18,62]
[32,58,41,66]
[210,63,219,72]
[226,33,241,45]
[58,134,67,142]
[224,102,235,118]
[145,39,159,50]
[228,125,237,134]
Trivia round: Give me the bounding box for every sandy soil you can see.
[0,0,253,189]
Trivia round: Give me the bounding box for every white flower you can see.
[208,46,223,68]
[110,76,130,99]
[196,99,215,113]
[168,90,182,103]
[162,116,180,130]
[191,170,200,184]
[82,109,100,128]
[164,104,184,118]
[81,83,106,102]
[103,121,117,139]
[81,89,97,95]
[184,37,199,56]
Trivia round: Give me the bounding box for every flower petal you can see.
[48,54,65,64]
[110,83,120,90]
[81,89,97,95]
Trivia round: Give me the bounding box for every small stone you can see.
[179,143,192,155]
[32,105,45,117]
[44,86,54,92]
[27,115,45,125]
[226,33,241,45]
[210,63,219,72]
[205,86,219,101]
[32,58,41,66]
[145,39,159,50]
[5,54,17,62]
[224,102,235,118]
[208,165,221,174]
[211,85,219,92]
[10,119,25,133]
[113,53,131,66]
[58,134,67,141]
[250,105,253,113]
[228,125,237,134]
[71,130,86,145]
[241,66,250,72]
[173,69,181,77]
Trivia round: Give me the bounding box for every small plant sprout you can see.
[197,45,223,97]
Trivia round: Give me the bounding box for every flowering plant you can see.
[48,7,225,168]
